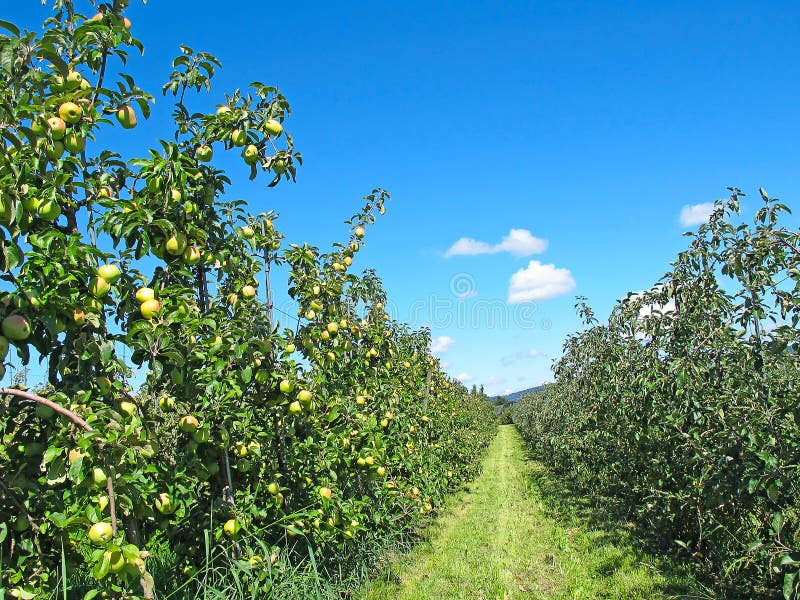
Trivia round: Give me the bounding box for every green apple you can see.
[223,518,240,538]
[297,390,312,404]
[242,144,259,165]
[139,299,161,319]
[183,246,202,266]
[106,549,126,573]
[96,376,112,395]
[192,427,209,443]
[135,287,155,304]
[46,116,66,140]
[38,199,62,220]
[0,335,9,359]
[165,233,187,256]
[319,486,332,500]
[271,158,286,174]
[179,415,199,433]
[196,144,213,162]
[116,105,137,129]
[170,188,183,202]
[44,141,65,161]
[241,285,256,299]
[89,276,110,298]
[64,131,86,154]
[66,70,83,90]
[58,101,82,124]
[30,117,47,137]
[97,263,121,284]
[231,129,247,146]
[158,395,176,411]
[267,482,279,495]
[92,467,108,488]
[279,379,294,394]
[216,106,231,115]
[264,118,283,137]
[354,226,365,238]
[326,322,339,335]
[288,401,302,414]
[154,492,175,514]
[2,315,31,340]
[119,401,137,417]
[73,308,86,325]
[285,343,296,353]
[240,225,255,239]
[87,521,113,545]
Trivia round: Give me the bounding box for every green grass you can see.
[358,425,711,600]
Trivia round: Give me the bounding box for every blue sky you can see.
[6,1,800,395]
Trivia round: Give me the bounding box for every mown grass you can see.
[358,425,712,600]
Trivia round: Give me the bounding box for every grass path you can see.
[358,425,703,600]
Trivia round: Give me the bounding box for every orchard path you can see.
[357,425,699,599]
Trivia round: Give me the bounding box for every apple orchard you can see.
[0,2,495,598]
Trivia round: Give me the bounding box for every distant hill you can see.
[491,385,546,403]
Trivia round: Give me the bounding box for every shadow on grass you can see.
[520,456,718,600]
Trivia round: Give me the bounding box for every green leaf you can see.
[99,340,114,365]
[784,571,797,600]
[37,48,68,76]
[43,445,62,465]
[0,20,20,36]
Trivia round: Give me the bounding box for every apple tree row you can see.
[510,189,800,599]
[0,3,496,598]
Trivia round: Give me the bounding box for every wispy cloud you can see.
[456,372,474,382]
[430,335,455,354]
[679,203,714,226]
[508,260,575,304]
[501,349,544,366]
[445,229,548,258]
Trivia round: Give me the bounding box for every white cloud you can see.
[501,351,524,366]
[485,376,506,386]
[440,361,451,369]
[456,372,474,382]
[445,229,547,258]
[679,203,715,226]
[445,238,494,256]
[430,335,455,354]
[528,348,542,357]
[508,260,576,304]
[629,290,676,319]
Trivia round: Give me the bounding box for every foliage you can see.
[512,188,800,598]
[0,3,496,598]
